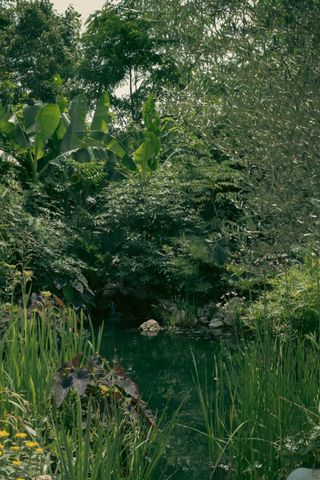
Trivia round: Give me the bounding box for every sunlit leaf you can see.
[91,91,111,134]
[33,104,61,159]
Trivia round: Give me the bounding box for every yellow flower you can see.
[99,385,111,396]
[0,430,9,438]
[15,433,27,439]
[16,478,24,480]
[9,446,20,451]
[22,270,33,278]
[24,441,38,448]
[0,443,4,449]
[35,447,44,454]
[40,290,51,298]
[12,459,21,465]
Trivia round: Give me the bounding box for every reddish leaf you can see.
[53,295,65,308]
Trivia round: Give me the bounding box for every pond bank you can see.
[99,320,229,479]
[100,319,320,479]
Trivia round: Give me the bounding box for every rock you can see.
[199,316,210,325]
[140,330,159,337]
[33,476,52,480]
[207,300,217,311]
[209,317,224,329]
[223,311,237,326]
[287,468,320,480]
[210,328,225,337]
[139,319,162,335]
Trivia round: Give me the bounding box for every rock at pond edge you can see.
[287,468,320,480]
[139,319,162,335]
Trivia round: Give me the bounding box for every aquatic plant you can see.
[0,304,174,479]
[194,333,320,479]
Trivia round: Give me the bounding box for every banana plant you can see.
[0,92,162,183]
[0,102,60,180]
[133,95,161,176]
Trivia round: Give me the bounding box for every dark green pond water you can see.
[100,322,229,480]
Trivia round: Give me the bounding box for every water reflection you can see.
[100,323,222,479]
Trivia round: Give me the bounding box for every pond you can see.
[100,321,232,480]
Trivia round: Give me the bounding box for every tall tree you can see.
[80,1,180,119]
[0,0,81,103]
[128,0,320,259]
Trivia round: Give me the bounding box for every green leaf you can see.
[61,94,88,153]
[33,104,61,160]
[53,73,63,87]
[63,285,75,303]
[49,147,111,169]
[107,137,126,159]
[23,103,42,135]
[0,105,14,135]
[142,95,160,134]
[91,91,111,134]
[0,106,27,148]
[133,131,160,173]
[56,113,70,140]
[8,114,29,149]
[0,149,20,166]
[0,104,12,124]
[121,154,137,171]
[0,120,14,136]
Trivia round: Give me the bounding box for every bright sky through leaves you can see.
[52,0,105,21]
[52,0,128,95]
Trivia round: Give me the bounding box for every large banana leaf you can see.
[56,113,71,140]
[91,92,111,134]
[61,94,88,153]
[132,95,161,174]
[142,95,160,135]
[23,103,42,135]
[33,104,61,160]
[7,114,29,149]
[107,137,127,159]
[133,131,160,173]
[48,147,113,169]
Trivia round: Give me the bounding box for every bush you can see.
[0,179,91,305]
[93,154,241,305]
[243,256,320,334]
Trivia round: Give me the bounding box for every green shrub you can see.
[243,257,320,334]
[0,179,92,305]
[94,155,241,303]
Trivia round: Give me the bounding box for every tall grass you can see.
[53,396,176,480]
[194,333,320,479]
[0,307,97,417]
[0,306,174,479]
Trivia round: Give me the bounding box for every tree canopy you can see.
[0,0,81,103]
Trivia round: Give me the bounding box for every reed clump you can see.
[194,332,320,479]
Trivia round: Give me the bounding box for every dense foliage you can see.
[0,0,80,103]
[0,1,320,479]
[0,0,319,322]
